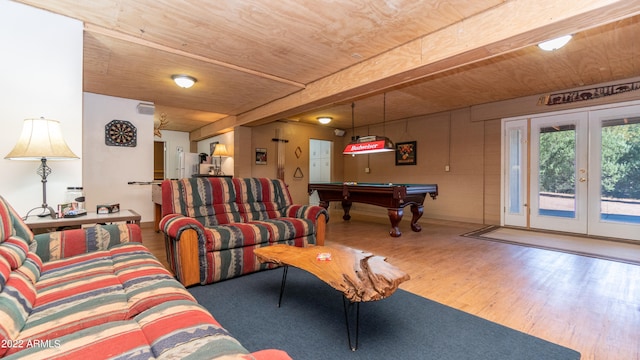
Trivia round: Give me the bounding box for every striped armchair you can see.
[160,177,328,287]
[0,195,291,360]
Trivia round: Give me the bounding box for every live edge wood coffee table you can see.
[254,244,410,350]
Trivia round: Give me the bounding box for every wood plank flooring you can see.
[141,217,640,360]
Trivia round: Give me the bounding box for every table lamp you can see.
[212,144,229,175]
[5,117,79,218]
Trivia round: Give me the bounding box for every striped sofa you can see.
[0,195,291,360]
[161,177,328,287]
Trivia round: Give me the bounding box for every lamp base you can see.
[24,205,57,220]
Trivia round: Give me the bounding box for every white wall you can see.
[154,130,191,179]
[0,2,83,216]
[83,93,154,222]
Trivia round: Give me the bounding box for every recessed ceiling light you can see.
[317,117,332,125]
[172,74,197,88]
[538,35,572,51]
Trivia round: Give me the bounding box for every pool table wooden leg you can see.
[341,200,352,221]
[410,204,424,232]
[387,208,403,237]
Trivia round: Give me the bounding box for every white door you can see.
[309,139,332,205]
[530,112,589,233]
[588,105,640,240]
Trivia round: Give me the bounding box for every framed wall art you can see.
[395,141,417,166]
[255,148,267,165]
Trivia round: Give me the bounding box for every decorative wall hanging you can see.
[105,120,137,147]
[293,167,304,178]
[538,80,640,106]
[154,112,169,138]
[272,129,288,180]
[256,148,267,165]
[395,141,417,166]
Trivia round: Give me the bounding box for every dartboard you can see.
[105,120,137,147]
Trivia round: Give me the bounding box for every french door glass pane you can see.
[538,124,576,218]
[508,128,522,214]
[600,117,640,224]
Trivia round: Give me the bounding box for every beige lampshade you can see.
[5,117,78,160]
[212,144,229,157]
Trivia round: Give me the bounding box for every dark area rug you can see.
[188,267,580,360]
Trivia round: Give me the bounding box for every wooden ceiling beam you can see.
[190,115,237,141]
[223,0,640,131]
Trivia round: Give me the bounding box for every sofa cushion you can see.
[0,271,37,357]
[110,244,197,317]
[205,223,271,252]
[15,253,42,285]
[250,218,316,243]
[135,299,252,358]
[0,236,29,270]
[234,178,292,221]
[162,177,243,225]
[0,195,34,245]
[18,251,129,343]
[33,224,142,262]
[3,320,154,359]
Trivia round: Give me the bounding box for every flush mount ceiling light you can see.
[317,117,332,125]
[172,74,197,88]
[537,35,572,51]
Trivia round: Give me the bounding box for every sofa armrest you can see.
[284,205,329,246]
[160,214,207,287]
[284,204,329,222]
[33,223,142,262]
[160,213,206,238]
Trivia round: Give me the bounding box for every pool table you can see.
[308,182,438,237]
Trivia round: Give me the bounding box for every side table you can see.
[24,209,141,232]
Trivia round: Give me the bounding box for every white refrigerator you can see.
[178,151,200,178]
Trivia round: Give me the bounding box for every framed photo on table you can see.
[395,141,417,165]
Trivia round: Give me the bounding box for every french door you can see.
[529,112,589,233]
[588,106,640,239]
[503,102,640,241]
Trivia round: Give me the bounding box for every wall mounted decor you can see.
[538,80,640,106]
[105,120,137,147]
[256,148,267,165]
[395,141,416,165]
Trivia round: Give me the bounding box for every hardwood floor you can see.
[141,217,640,360]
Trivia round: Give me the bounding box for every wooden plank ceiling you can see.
[16,0,640,139]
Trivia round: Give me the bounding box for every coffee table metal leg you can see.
[342,296,360,351]
[278,265,288,307]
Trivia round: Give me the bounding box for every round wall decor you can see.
[105,119,137,147]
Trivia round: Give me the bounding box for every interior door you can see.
[309,139,332,205]
[153,141,165,180]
